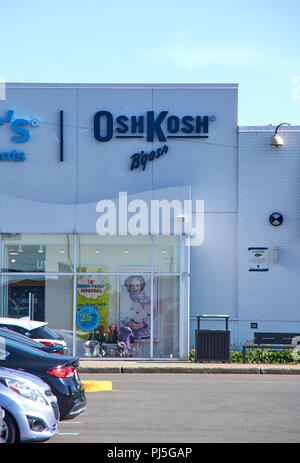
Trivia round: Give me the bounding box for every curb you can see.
[79,362,300,375]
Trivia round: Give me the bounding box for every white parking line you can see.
[57,420,82,437]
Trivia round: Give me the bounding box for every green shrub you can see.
[189,348,300,364]
[189,348,195,362]
[232,348,299,364]
[245,348,295,364]
[230,350,243,363]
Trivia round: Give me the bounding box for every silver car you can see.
[0,367,59,443]
[0,406,4,443]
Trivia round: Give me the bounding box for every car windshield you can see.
[30,326,61,340]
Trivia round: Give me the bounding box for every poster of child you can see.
[119,274,158,340]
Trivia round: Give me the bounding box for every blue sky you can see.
[1,0,300,125]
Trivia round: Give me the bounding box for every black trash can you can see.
[195,315,230,363]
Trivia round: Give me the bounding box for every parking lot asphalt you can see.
[79,359,300,376]
[52,373,300,443]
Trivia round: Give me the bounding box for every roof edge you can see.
[4,82,239,89]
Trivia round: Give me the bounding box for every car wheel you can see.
[1,411,19,443]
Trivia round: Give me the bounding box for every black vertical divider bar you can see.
[60,110,64,162]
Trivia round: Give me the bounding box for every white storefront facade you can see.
[0,83,299,358]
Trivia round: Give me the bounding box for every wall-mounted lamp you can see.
[270,123,291,147]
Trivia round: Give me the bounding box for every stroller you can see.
[117,326,134,357]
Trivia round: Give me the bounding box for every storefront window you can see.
[1,234,74,273]
[76,274,151,358]
[0,233,186,359]
[77,235,151,273]
[75,273,180,359]
[0,274,73,335]
[153,276,180,358]
[153,236,180,273]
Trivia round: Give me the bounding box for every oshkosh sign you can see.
[94,110,215,142]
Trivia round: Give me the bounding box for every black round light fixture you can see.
[269,212,283,226]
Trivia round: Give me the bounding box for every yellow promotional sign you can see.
[76,268,109,340]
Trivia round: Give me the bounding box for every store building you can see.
[0,83,299,359]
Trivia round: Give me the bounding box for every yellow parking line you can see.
[81,380,112,392]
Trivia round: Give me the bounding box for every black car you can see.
[0,328,69,355]
[0,337,86,421]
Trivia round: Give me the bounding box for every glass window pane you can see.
[76,274,150,358]
[119,274,151,359]
[153,276,180,358]
[77,235,151,273]
[1,234,74,273]
[153,236,180,273]
[0,274,74,351]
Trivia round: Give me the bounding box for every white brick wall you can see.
[237,127,300,346]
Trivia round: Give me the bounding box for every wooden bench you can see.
[242,332,300,363]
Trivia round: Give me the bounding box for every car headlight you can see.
[0,378,47,404]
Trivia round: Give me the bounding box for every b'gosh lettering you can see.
[94,110,210,142]
[131,144,168,171]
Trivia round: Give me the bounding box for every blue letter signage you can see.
[94,110,214,142]
[0,110,39,162]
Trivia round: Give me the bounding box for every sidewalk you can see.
[79,359,300,375]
